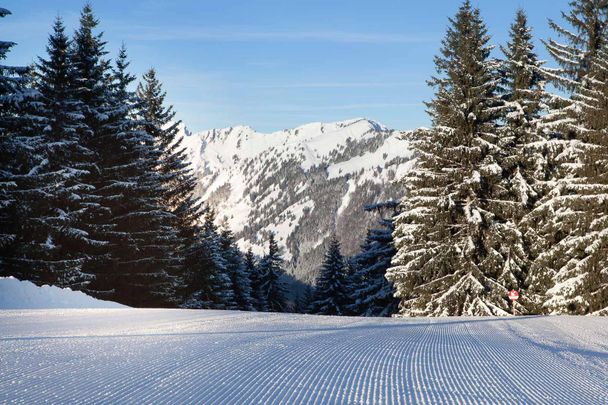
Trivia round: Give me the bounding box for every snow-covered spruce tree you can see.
[258,233,289,312]
[500,10,547,208]
[65,5,180,306]
[220,227,254,311]
[136,68,202,304]
[69,4,114,282]
[387,1,519,317]
[525,0,608,314]
[527,45,608,315]
[87,46,181,307]
[498,10,549,312]
[348,202,399,317]
[309,236,350,316]
[244,247,266,311]
[183,208,236,309]
[0,8,40,279]
[544,0,608,92]
[10,16,99,289]
[539,0,608,151]
[136,68,201,237]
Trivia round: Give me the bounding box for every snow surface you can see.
[0,277,125,309]
[0,309,606,404]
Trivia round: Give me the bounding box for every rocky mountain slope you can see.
[181,118,413,283]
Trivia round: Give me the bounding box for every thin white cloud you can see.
[248,82,423,89]
[123,26,435,44]
[320,102,423,110]
[252,102,424,113]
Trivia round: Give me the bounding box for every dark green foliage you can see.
[50,5,178,307]
[89,46,180,307]
[69,4,114,285]
[294,284,313,314]
[220,227,254,311]
[183,208,237,309]
[136,68,201,236]
[136,67,204,306]
[0,8,40,279]
[244,247,266,311]
[10,17,97,288]
[258,233,289,312]
[348,202,399,317]
[309,236,350,316]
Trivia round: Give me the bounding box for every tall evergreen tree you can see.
[69,4,113,284]
[309,236,349,316]
[348,202,399,317]
[88,45,180,307]
[11,16,98,288]
[136,68,202,304]
[258,233,288,312]
[544,0,608,92]
[528,44,608,315]
[500,10,547,207]
[136,68,201,237]
[387,1,517,316]
[0,8,39,278]
[244,247,266,311]
[525,0,608,315]
[220,227,254,311]
[61,5,179,306]
[498,10,549,312]
[183,208,236,309]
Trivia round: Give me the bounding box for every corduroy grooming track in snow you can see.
[0,309,606,404]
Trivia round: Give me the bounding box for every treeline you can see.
[0,5,289,310]
[386,0,608,316]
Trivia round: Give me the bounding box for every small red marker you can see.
[508,290,520,316]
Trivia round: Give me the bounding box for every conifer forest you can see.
[1,0,607,318]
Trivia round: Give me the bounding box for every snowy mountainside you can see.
[0,277,126,309]
[181,118,413,282]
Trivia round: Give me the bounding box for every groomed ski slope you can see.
[1,310,606,404]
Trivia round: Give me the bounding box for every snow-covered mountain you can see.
[181,118,413,282]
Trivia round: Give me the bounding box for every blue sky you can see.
[5,0,571,132]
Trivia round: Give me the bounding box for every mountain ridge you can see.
[181,118,413,283]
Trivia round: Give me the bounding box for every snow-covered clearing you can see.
[1,310,606,404]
